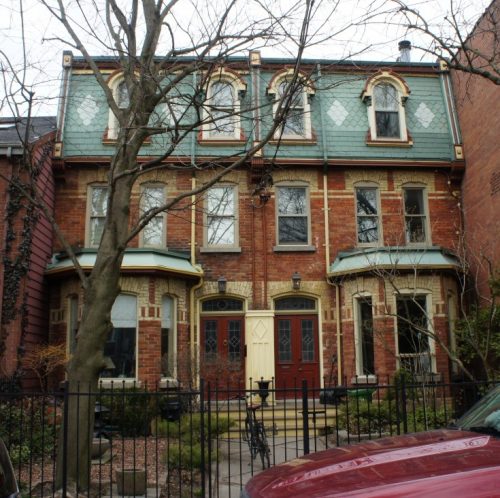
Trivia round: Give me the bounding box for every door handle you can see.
[223,339,228,346]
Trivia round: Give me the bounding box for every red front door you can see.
[275,314,320,392]
[200,316,245,394]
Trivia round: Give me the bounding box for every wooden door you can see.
[200,316,245,395]
[275,314,319,392]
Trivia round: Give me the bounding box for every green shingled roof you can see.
[46,248,203,278]
[328,246,460,279]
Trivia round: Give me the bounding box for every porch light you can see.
[291,272,301,290]
[217,276,227,294]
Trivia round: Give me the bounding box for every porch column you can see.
[245,310,275,389]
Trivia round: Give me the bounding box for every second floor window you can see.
[404,188,428,244]
[356,187,380,244]
[205,80,240,139]
[140,185,165,247]
[206,186,237,247]
[88,185,108,247]
[277,186,309,245]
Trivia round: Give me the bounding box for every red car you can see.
[242,385,500,498]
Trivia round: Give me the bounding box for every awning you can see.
[328,246,460,280]
[46,248,203,278]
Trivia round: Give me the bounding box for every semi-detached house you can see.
[47,46,465,392]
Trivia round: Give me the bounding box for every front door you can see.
[200,316,245,393]
[275,314,320,391]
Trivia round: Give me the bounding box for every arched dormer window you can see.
[106,72,130,140]
[268,69,315,140]
[361,70,411,144]
[202,69,246,141]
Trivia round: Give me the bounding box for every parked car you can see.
[0,438,18,498]
[242,384,500,497]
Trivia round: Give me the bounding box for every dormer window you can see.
[374,83,400,138]
[202,69,246,141]
[268,70,315,141]
[361,70,411,145]
[106,73,130,140]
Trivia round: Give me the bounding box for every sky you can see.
[0,0,491,117]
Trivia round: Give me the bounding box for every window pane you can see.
[375,111,400,137]
[91,187,108,216]
[404,189,425,215]
[359,298,375,375]
[283,109,305,136]
[211,110,236,135]
[278,320,292,362]
[301,320,314,362]
[89,218,105,247]
[204,321,217,362]
[405,216,426,243]
[207,216,235,245]
[397,296,429,355]
[228,321,241,362]
[142,187,164,211]
[117,81,130,109]
[356,189,377,215]
[275,297,316,311]
[143,217,163,246]
[202,298,243,312]
[208,187,234,215]
[111,294,137,327]
[278,216,307,244]
[357,217,379,243]
[278,187,306,214]
[374,84,398,111]
[102,327,136,378]
[211,81,234,108]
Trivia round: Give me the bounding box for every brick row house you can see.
[0,117,57,388]
[43,44,467,392]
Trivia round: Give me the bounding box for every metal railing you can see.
[0,377,495,497]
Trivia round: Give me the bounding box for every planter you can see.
[116,468,146,496]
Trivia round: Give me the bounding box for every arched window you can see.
[106,73,130,140]
[202,69,246,140]
[161,296,176,378]
[268,70,315,140]
[361,70,410,143]
[140,183,166,248]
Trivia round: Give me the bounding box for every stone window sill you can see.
[200,247,242,253]
[273,245,316,252]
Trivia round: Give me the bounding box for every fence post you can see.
[62,380,69,498]
[200,379,206,498]
[401,375,408,434]
[302,379,310,455]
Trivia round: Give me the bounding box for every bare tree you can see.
[389,0,500,84]
[0,0,357,491]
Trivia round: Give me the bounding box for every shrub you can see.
[0,397,59,464]
[99,388,159,437]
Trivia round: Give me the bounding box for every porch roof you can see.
[328,246,460,280]
[46,248,203,278]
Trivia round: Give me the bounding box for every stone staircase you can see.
[210,400,339,439]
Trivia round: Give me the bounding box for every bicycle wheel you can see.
[256,424,271,469]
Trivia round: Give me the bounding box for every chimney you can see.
[397,40,411,62]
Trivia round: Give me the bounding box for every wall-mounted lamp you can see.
[291,272,301,291]
[217,276,227,294]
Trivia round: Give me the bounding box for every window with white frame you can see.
[404,187,428,244]
[356,187,380,244]
[396,295,432,375]
[276,185,310,246]
[140,185,166,247]
[101,294,137,379]
[87,185,108,247]
[268,72,314,140]
[355,296,375,377]
[161,296,176,378]
[203,72,245,140]
[205,185,238,248]
[361,71,410,143]
[106,74,130,140]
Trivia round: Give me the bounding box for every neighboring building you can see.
[0,117,57,387]
[452,0,500,302]
[46,46,465,391]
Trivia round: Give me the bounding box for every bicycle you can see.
[243,401,271,469]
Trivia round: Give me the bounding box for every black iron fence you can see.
[0,378,495,497]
